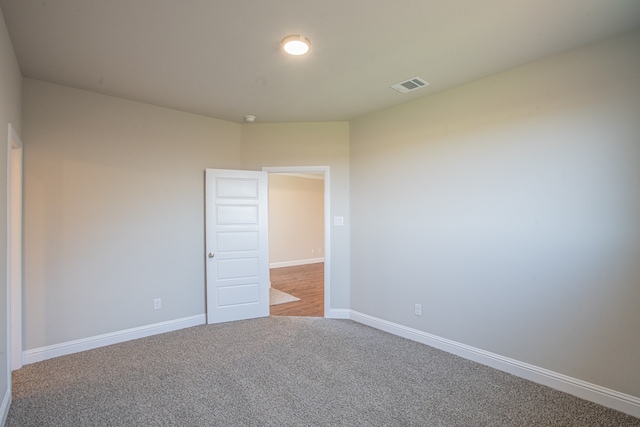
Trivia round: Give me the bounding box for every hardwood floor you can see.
[270,263,324,317]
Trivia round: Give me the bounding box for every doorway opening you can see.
[263,166,330,318]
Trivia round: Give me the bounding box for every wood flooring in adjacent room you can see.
[270,263,324,317]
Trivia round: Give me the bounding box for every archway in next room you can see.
[263,167,329,317]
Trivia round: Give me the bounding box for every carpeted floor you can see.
[6,317,640,426]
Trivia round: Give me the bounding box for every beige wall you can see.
[22,79,242,349]
[350,30,640,398]
[241,122,350,310]
[0,7,22,413]
[268,174,324,265]
[21,82,351,350]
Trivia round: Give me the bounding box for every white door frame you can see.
[7,124,23,371]
[262,166,330,318]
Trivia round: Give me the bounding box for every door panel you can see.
[218,284,260,306]
[217,258,260,279]
[216,178,259,198]
[205,169,269,323]
[217,231,259,252]
[217,205,258,224]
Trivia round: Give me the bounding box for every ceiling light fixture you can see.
[281,35,311,56]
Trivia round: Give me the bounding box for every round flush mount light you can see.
[281,35,311,55]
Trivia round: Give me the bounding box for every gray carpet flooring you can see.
[6,317,640,426]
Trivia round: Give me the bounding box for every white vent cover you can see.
[390,77,430,93]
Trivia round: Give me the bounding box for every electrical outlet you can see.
[414,303,422,316]
[154,298,162,310]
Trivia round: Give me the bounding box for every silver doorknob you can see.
[208,252,214,258]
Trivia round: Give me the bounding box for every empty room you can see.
[0,1,639,425]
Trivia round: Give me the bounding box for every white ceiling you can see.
[2,0,640,123]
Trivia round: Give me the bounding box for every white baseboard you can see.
[0,385,10,426]
[18,309,639,418]
[325,308,350,319]
[22,314,206,366]
[270,257,324,269]
[349,310,640,419]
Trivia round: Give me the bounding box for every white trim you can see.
[271,172,324,181]
[349,311,640,418]
[22,314,206,365]
[325,308,350,319]
[262,166,332,318]
[0,385,10,426]
[269,257,324,269]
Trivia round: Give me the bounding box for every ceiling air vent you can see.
[390,77,430,94]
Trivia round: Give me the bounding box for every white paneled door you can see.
[205,169,269,323]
